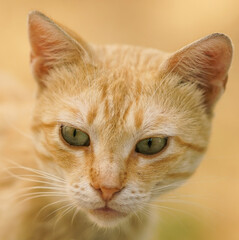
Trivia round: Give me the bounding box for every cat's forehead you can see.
[81,70,152,130]
[46,64,202,125]
[46,66,161,135]
[42,60,206,143]
[48,63,158,98]
[81,68,159,125]
[93,67,156,96]
[93,44,168,71]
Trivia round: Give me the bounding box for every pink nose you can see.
[91,184,121,201]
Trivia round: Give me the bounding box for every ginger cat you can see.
[0,11,233,240]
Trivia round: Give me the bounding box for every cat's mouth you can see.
[89,206,127,219]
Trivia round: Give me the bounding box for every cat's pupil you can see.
[73,129,77,137]
[147,138,153,148]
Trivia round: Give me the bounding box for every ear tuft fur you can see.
[160,33,233,111]
[28,11,92,86]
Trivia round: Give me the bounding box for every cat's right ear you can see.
[28,11,93,87]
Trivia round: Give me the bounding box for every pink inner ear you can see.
[200,40,232,106]
[203,44,229,83]
[30,53,49,82]
[29,13,74,80]
[30,33,65,80]
[30,24,66,57]
[28,12,93,86]
[29,16,54,79]
[161,34,232,110]
[29,16,53,56]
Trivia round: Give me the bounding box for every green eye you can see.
[61,126,90,146]
[135,137,168,155]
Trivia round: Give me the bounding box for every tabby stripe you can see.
[174,136,205,153]
[166,171,193,179]
[134,108,144,129]
[87,106,98,125]
[104,99,109,118]
[35,149,52,162]
[101,83,108,100]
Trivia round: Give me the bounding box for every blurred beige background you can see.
[0,0,238,239]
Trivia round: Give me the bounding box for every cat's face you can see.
[29,11,232,227]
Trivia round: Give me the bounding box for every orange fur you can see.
[0,11,233,240]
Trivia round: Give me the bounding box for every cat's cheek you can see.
[41,132,88,171]
[67,180,102,206]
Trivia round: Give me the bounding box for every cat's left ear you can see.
[28,11,94,87]
[160,33,233,111]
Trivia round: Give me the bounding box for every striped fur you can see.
[0,11,232,240]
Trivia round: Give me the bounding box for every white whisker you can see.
[71,206,79,225]
[46,202,73,220]
[54,204,75,228]
[36,198,70,219]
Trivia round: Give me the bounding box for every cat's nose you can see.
[91,183,121,201]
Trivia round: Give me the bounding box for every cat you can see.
[0,10,233,240]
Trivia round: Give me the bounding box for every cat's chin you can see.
[87,207,129,227]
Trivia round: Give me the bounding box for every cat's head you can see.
[28,11,232,227]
